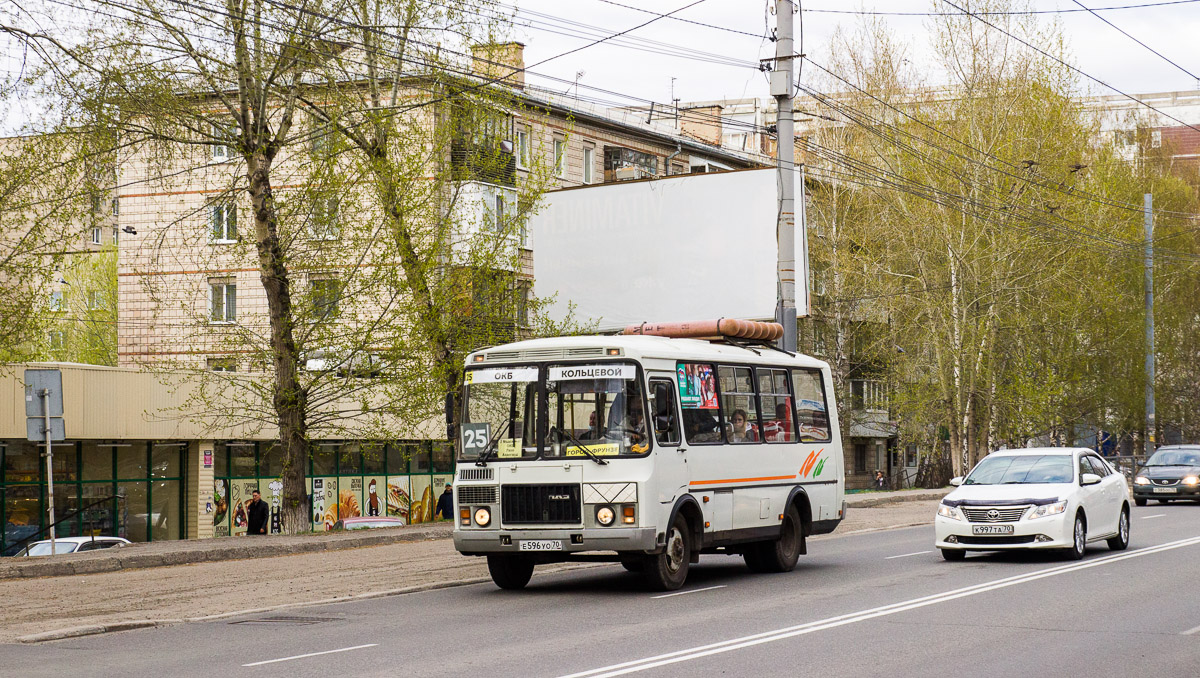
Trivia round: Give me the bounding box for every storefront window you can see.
[362,443,386,474]
[339,445,361,474]
[230,444,256,477]
[50,445,78,482]
[117,481,148,542]
[116,445,147,479]
[386,444,410,474]
[81,483,117,537]
[52,484,81,537]
[311,444,336,475]
[151,480,180,541]
[2,485,40,555]
[260,443,283,479]
[82,443,114,480]
[213,444,228,478]
[151,443,182,479]
[3,442,41,483]
[411,445,432,473]
[432,443,453,473]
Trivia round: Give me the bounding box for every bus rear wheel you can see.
[743,504,803,573]
[643,514,691,591]
[487,554,535,590]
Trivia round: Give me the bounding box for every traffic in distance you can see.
[449,319,846,591]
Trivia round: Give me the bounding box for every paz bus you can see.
[451,319,846,591]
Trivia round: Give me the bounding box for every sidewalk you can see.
[0,487,950,643]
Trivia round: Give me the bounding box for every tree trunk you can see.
[248,151,309,534]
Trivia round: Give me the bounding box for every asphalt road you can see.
[8,502,1200,678]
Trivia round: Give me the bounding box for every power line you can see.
[803,0,1200,16]
[1068,0,1200,84]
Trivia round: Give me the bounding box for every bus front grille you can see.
[501,484,582,524]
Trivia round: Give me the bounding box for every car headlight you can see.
[473,507,491,527]
[1134,476,1150,485]
[937,504,962,521]
[596,505,616,526]
[1029,500,1068,519]
[1183,476,1199,486]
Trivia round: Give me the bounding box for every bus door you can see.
[648,374,687,506]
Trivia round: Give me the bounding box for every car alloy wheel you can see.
[1067,514,1086,560]
[1106,509,1130,551]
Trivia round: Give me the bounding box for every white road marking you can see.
[561,535,1200,678]
[242,644,378,667]
[1141,514,1166,519]
[1182,624,1200,636]
[652,585,727,599]
[885,550,932,560]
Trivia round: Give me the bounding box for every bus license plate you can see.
[1153,487,1177,493]
[519,540,563,551]
[972,524,1014,535]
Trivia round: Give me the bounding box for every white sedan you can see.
[935,447,1130,561]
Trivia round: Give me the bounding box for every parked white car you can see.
[935,448,1130,561]
[14,536,130,557]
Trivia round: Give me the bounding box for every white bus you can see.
[451,324,846,591]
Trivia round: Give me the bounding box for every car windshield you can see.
[964,454,1074,485]
[545,363,648,458]
[1145,450,1200,466]
[25,542,79,556]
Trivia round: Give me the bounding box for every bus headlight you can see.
[596,505,616,526]
[473,507,491,527]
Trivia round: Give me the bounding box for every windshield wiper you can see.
[550,426,608,466]
[474,420,513,467]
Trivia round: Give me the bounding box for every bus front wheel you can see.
[643,514,691,591]
[487,554,535,590]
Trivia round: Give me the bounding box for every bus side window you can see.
[650,379,680,446]
[759,368,795,443]
[791,369,832,443]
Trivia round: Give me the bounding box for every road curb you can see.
[14,563,603,644]
[846,490,950,509]
[0,525,452,581]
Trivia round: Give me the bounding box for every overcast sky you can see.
[513,0,1200,109]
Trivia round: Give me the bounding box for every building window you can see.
[554,138,566,178]
[494,193,505,230]
[851,379,887,412]
[853,443,868,475]
[49,290,63,312]
[311,278,341,319]
[310,197,340,240]
[91,227,103,245]
[207,358,237,372]
[604,146,658,181]
[210,281,236,323]
[212,123,233,160]
[516,128,530,170]
[111,197,119,216]
[583,145,594,183]
[1151,130,1162,148]
[210,203,237,242]
[88,291,104,311]
[48,330,65,350]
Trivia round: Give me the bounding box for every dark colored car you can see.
[1133,446,1200,506]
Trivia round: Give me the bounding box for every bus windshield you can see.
[461,362,650,460]
[546,362,648,458]
[462,365,538,460]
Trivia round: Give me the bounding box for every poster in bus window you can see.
[386,476,410,523]
[409,475,434,524]
[364,476,386,517]
[213,479,229,537]
[338,477,363,522]
[677,363,717,409]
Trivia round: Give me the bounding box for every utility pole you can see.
[1144,193,1155,457]
[42,388,57,556]
[772,0,799,351]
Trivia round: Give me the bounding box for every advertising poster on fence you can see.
[410,475,433,523]
[364,476,386,517]
[338,476,363,521]
[386,476,410,523]
[213,479,229,537]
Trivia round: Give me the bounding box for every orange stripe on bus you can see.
[689,475,797,486]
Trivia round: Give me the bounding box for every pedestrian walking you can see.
[246,490,269,535]
[874,470,886,490]
[436,484,455,520]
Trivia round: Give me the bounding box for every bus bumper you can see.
[455,527,659,555]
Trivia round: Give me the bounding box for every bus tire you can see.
[487,554,535,590]
[743,504,803,573]
[643,513,691,591]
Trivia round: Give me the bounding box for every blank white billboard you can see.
[531,168,799,330]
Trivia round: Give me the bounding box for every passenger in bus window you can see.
[728,409,758,443]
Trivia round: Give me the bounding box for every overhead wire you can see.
[1067,0,1200,84]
